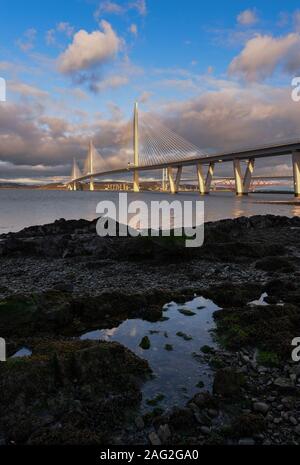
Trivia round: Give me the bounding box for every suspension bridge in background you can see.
[68,103,300,197]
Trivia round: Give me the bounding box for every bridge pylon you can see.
[88,140,95,191]
[133,102,140,192]
[292,151,300,197]
[69,158,81,191]
[167,166,182,194]
[197,162,215,194]
[233,158,255,195]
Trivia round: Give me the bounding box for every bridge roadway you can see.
[70,139,300,196]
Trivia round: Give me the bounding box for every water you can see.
[0,189,299,234]
[249,293,269,307]
[80,296,220,411]
[11,347,32,358]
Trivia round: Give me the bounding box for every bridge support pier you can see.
[234,158,255,195]
[292,151,300,197]
[73,181,77,191]
[167,166,182,194]
[133,170,140,192]
[90,176,95,191]
[197,162,215,194]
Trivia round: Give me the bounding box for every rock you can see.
[178,308,196,316]
[158,424,171,443]
[189,392,218,410]
[164,344,173,351]
[253,402,269,415]
[238,438,255,445]
[201,345,214,354]
[290,417,297,426]
[139,336,151,350]
[273,377,296,393]
[149,432,161,446]
[213,368,245,397]
[52,282,74,293]
[200,426,211,435]
[135,416,144,430]
[295,425,300,436]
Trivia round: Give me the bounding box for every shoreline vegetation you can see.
[0,214,300,445]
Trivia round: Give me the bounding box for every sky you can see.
[1,0,300,183]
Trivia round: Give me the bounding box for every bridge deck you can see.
[72,140,300,183]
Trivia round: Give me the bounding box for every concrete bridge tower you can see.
[133,102,140,192]
[89,140,95,191]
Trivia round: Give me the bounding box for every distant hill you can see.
[0,182,66,190]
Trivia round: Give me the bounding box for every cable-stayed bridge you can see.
[68,103,300,197]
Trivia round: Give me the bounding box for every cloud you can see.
[237,9,259,26]
[229,33,300,81]
[129,23,138,36]
[132,0,147,16]
[293,10,300,32]
[95,1,124,16]
[0,99,132,172]
[159,78,198,91]
[58,21,120,74]
[57,22,74,37]
[46,22,74,46]
[147,82,300,177]
[138,91,152,103]
[46,29,56,45]
[94,0,147,19]
[277,11,289,28]
[17,28,37,52]
[1,79,300,179]
[90,75,129,92]
[9,82,49,98]
[39,116,70,137]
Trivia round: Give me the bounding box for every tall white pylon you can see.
[89,140,94,191]
[133,102,140,192]
[70,158,82,190]
[293,151,300,197]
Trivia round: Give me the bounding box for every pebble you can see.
[149,432,161,446]
[135,416,144,430]
[158,424,171,443]
[200,426,211,435]
[253,402,269,415]
[238,438,255,445]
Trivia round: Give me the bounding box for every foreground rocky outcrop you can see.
[0,340,150,444]
[0,214,299,445]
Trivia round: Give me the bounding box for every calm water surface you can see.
[81,296,220,411]
[0,189,299,233]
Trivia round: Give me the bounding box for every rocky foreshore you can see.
[0,214,299,445]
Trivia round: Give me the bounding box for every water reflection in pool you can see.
[81,296,221,411]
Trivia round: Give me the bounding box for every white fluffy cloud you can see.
[58,21,120,74]
[229,33,300,81]
[237,9,259,26]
